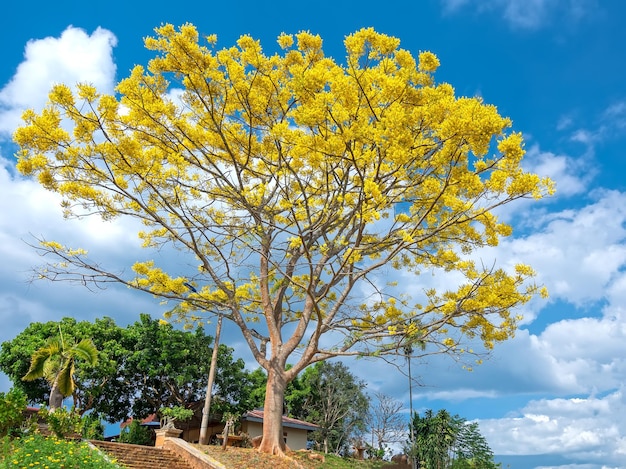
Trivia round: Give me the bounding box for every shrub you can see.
[38,407,83,438]
[81,413,105,440]
[118,420,152,446]
[158,406,194,429]
[0,388,34,438]
[4,433,121,468]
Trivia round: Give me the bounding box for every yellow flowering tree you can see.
[14,25,552,455]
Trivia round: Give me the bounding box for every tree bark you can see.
[49,382,64,410]
[257,365,287,455]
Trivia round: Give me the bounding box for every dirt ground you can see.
[195,444,393,469]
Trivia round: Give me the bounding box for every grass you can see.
[197,444,390,469]
[0,434,122,469]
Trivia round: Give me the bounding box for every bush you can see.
[38,407,83,438]
[0,388,34,438]
[118,420,152,446]
[81,413,105,440]
[2,433,121,468]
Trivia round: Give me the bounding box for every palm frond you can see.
[56,361,75,397]
[72,339,99,366]
[22,340,61,381]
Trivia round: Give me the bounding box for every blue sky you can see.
[1,1,625,468]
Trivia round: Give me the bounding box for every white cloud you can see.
[439,0,596,29]
[0,26,117,135]
[523,144,595,197]
[497,189,626,307]
[603,100,626,120]
[556,115,575,131]
[0,27,168,387]
[479,388,626,466]
[500,0,551,29]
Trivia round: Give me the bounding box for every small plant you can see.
[81,412,105,440]
[237,431,252,448]
[0,388,35,438]
[6,433,122,468]
[118,419,153,446]
[38,407,84,438]
[365,443,386,460]
[159,405,194,429]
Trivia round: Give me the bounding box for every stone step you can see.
[90,440,195,469]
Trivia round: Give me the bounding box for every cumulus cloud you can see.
[489,189,626,308]
[0,26,117,135]
[479,388,626,466]
[523,144,595,198]
[0,26,167,371]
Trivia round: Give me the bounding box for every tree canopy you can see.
[409,409,499,469]
[0,315,251,422]
[14,24,552,454]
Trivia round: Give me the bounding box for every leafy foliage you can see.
[245,365,309,417]
[37,407,84,438]
[0,317,125,418]
[14,24,552,453]
[118,419,153,446]
[408,409,500,469]
[247,362,368,455]
[120,314,252,419]
[296,362,369,455]
[159,405,194,429]
[22,330,98,410]
[0,388,32,438]
[0,315,252,422]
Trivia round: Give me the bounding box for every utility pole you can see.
[405,345,417,469]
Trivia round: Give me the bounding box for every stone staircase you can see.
[89,440,196,469]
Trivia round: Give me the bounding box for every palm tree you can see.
[410,409,498,469]
[22,330,98,410]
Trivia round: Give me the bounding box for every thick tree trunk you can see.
[257,366,287,455]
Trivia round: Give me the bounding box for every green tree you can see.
[244,367,270,412]
[15,25,552,454]
[298,362,369,455]
[409,409,499,469]
[245,365,308,418]
[118,419,153,446]
[244,362,368,454]
[22,330,98,410]
[121,314,252,419]
[0,315,252,422]
[0,317,127,418]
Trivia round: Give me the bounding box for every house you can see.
[118,401,225,444]
[118,405,319,451]
[240,409,319,451]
